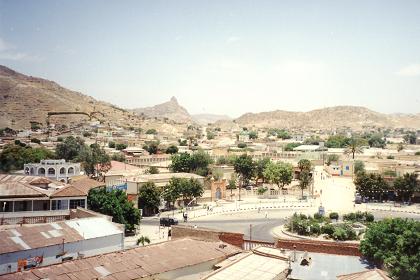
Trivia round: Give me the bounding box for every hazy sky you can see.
[1,0,420,117]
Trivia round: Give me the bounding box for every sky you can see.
[0,0,420,117]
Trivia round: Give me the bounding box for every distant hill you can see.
[132,96,193,123]
[0,65,193,137]
[0,65,144,130]
[215,106,420,130]
[192,113,232,125]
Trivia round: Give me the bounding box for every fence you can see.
[243,239,276,250]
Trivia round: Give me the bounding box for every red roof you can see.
[0,239,241,280]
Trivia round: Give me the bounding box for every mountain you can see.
[192,114,232,125]
[0,65,145,130]
[215,106,420,130]
[132,96,193,123]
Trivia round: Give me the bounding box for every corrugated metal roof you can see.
[0,238,241,280]
[337,269,392,280]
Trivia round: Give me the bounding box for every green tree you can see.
[166,145,178,154]
[207,131,215,140]
[255,158,271,184]
[393,173,419,202]
[360,218,420,280]
[397,143,404,152]
[344,137,365,159]
[111,153,125,162]
[284,142,300,151]
[354,173,389,201]
[189,150,213,176]
[354,160,365,175]
[170,153,192,173]
[227,174,237,196]
[234,154,255,186]
[55,136,85,161]
[325,135,351,148]
[0,144,55,172]
[144,141,159,154]
[366,133,386,148]
[248,131,258,139]
[108,141,116,148]
[263,161,293,189]
[146,128,157,135]
[77,143,111,177]
[115,143,127,150]
[403,132,417,144]
[138,182,162,216]
[297,159,312,198]
[88,188,141,232]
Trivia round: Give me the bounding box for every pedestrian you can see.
[265,211,268,218]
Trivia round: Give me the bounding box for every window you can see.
[69,199,85,209]
[345,166,350,171]
[51,200,69,210]
[14,201,32,211]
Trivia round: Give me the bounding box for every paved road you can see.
[142,207,420,243]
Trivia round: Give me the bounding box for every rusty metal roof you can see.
[0,238,241,280]
[337,269,392,280]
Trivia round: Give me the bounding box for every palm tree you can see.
[136,236,151,246]
[345,137,364,159]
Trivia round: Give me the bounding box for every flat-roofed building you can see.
[23,159,80,183]
[0,217,124,275]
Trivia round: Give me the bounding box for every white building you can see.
[0,217,124,275]
[24,159,81,183]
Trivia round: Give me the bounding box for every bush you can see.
[415,151,420,156]
[331,224,357,241]
[313,212,323,220]
[237,143,247,149]
[57,137,63,142]
[329,212,339,220]
[116,143,128,150]
[365,213,374,222]
[108,141,116,148]
[321,223,335,235]
[310,223,321,235]
[30,138,41,144]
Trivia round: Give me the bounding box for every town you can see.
[1,1,420,280]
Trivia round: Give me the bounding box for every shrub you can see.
[310,223,321,235]
[329,212,339,220]
[321,223,335,235]
[331,224,357,241]
[57,137,63,142]
[108,141,116,148]
[313,212,323,220]
[30,138,41,144]
[364,212,374,222]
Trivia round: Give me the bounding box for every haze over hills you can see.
[1,65,419,132]
[215,106,420,130]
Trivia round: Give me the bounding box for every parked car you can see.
[160,217,179,227]
[355,193,362,204]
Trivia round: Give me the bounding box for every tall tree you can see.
[255,158,271,184]
[234,154,255,200]
[263,161,293,189]
[138,182,162,216]
[77,143,111,178]
[393,173,419,202]
[55,136,85,161]
[344,137,364,159]
[297,159,312,198]
[0,144,55,172]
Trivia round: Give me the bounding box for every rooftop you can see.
[0,217,122,255]
[204,247,289,280]
[337,269,391,280]
[0,238,241,280]
[125,172,204,183]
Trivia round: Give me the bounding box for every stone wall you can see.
[171,225,244,248]
[276,238,361,256]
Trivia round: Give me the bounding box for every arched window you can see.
[30,167,35,175]
[48,168,55,175]
[38,168,45,175]
[68,167,74,175]
[60,167,66,175]
[24,167,30,175]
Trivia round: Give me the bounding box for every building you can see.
[293,143,328,152]
[0,217,124,275]
[0,175,88,225]
[337,269,391,280]
[0,238,241,280]
[203,246,290,280]
[24,159,81,183]
[325,160,354,177]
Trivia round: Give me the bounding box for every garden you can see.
[286,211,374,241]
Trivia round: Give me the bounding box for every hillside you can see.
[132,96,193,123]
[192,113,232,125]
[0,65,145,130]
[215,106,420,130]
